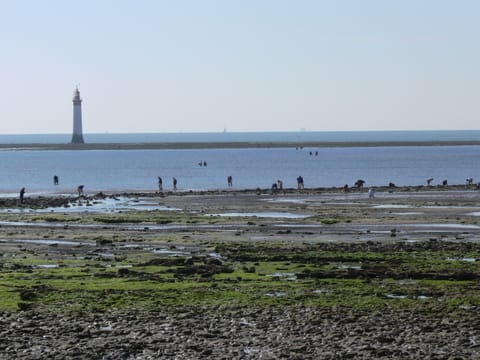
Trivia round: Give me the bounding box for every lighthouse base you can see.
[71,134,85,144]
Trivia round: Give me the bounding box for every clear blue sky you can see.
[0,0,478,134]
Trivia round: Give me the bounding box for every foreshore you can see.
[1,183,478,209]
[1,187,479,358]
[1,139,480,150]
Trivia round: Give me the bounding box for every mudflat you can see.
[1,186,479,359]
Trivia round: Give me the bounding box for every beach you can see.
[3,0,480,355]
[0,186,479,358]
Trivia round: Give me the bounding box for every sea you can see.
[0,131,479,196]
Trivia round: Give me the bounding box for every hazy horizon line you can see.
[1,129,480,136]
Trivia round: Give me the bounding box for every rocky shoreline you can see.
[1,183,478,210]
[1,306,478,359]
[1,188,480,359]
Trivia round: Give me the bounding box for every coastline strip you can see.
[1,140,480,151]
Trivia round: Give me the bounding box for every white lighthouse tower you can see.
[71,87,85,144]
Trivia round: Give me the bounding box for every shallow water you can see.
[447,257,476,262]
[265,198,307,204]
[336,263,362,270]
[5,239,94,246]
[406,223,480,229]
[269,272,297,281]
[153,248,191,256]
[386,294,407,299]
[208,212,310,219]
[34,264,60,269]
[1,145,480,194]
[0,197,179,214]
[373,204,412,209]
[312,289,330,294]
[0,220,248,232]
[392,212,424,215]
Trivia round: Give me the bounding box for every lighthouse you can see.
[71,87,85,144]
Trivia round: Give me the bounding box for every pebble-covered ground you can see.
[1,187,480,359]
[1,307,479,359]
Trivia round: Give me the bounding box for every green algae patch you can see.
[1,240,480,316]
[0,286,20,311]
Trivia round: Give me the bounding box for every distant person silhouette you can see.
[368,187,376,199]
[277,180,283,190]
[53,175,59,185]
[173,177,177,191]
[272,182,278,193]
[19,187,25,203]
[227,176,233,187]
[158,177,163,191]
[297,176,304,190]
[77,185,84,196]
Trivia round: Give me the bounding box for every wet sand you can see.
[1,186,480,358]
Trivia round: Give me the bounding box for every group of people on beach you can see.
[18,171,480,204]
[157,177,177,192]
[18,176,86,204]
[155,175,295,193]
[271,179,284,192]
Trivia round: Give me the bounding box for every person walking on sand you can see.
[77,185,84,196]
[19,187,25,203]
[158,177,163,192]
[368,187,376,199]
[173,177,177,191]
[53,175,59,185]
[227,175,233,187]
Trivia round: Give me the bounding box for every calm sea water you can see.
[0,145,479,196]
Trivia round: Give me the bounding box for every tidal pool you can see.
[373,204,412,209]
[392,212,424,216]
[447,257,476,262]
[313,289,330,295]
[153,248,191,256]
[336,263,362,270]
[265,198,307,204]
[34,264,60,269]
[0,197,180,214]
[5,239,94,246]
[208,212,310,219]
[407,223,480,229]
[268,272,297,281]
[386,294,407,299]
[265,292,287,297]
